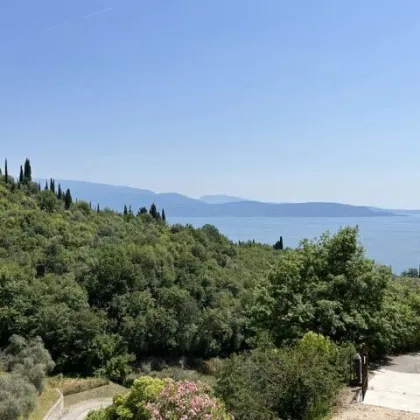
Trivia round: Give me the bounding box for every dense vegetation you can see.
[0,159,277,381]
[0,335,54,419]
[2,158,420,419]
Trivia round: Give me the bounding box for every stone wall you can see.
[43,389,64,420]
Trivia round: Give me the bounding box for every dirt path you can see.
[59,398,112,420]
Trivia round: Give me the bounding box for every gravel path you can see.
[59,398,113,420]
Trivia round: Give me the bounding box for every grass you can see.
[28,376,123,418]
[50,376,110,396]
[64,382,128,407]
[28,383,60,420]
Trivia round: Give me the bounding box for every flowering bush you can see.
[145,380,232,420]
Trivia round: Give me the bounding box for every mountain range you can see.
[41,179,397,218]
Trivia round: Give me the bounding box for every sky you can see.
[2,0,420,208]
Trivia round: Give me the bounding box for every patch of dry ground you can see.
[331,386,420,420]
[332,403,420,420]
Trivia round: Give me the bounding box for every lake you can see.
[169,215,420,274]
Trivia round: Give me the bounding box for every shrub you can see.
[0,335,55,393]
[102,376,166,419]
[145,380,232,420]
[0,374,37,420]
[216,333,349,420]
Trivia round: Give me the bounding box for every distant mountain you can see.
[45,180,397,218]
[200,194,247,204]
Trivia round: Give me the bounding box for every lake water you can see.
[169,215,420,274]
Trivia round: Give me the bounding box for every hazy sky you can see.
[2,1,420,208]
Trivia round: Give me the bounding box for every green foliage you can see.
[217,333,352,420]
[1,335,55,393]
[92,376,166,420]
[37,189,59,212]
[253,227,392,351]
[88,377,231,420]
[0,374,37,420]
[64,188,72,209]
[273,236,283,250]
[0,161,276,380]
[0,335,54,420]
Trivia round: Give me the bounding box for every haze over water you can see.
[170,215,420,274]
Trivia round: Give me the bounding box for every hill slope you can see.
[0,170,277,379]
[50,180,396,217]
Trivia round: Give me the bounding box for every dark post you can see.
[361,343,368,400]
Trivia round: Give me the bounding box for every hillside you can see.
[0,163,278,378]
[200,194,246,204]
[48,179,396,217]
[3,160,420,420]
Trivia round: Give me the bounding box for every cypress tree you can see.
[273,236,284,250]
[57,184,62,199]
[89,201,92,210]
[128,205,133,217]
[4,159,8,183]
[123,205,128,216]
[38,182,41,191]
[44,180,48,190]
[64,189,72,210]
[97,204,100,213]
[49,178,55,194]
[149,203,158,219]
[162,209,166,222]
[19,166,24,183]
[0,168,2,175]
[23,158,32,182]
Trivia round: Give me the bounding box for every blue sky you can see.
[2,0,420,208]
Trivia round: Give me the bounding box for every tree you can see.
[19,166,24,183]
[57,184,63,199]
[123,205,128,216]
[273,236,284,250]
[37,190,58,213]
[64,189,72,210]
[97,204,100,213]
[254,227,391,347]
[49,178,55,194]
[44,180,48,190]
[162,209,166,222]
[137,207,148,216]
[23,158,32,182]
[0,374,36,420]
[149,203,158,219]
[4,159,8,183]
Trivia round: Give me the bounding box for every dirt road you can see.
[59,398,112,420]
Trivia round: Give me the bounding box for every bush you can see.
[145,380,232,420]
[216,333,349,420]
[1,335,55,393]
[0,374,37,420]
[101,376,166,419]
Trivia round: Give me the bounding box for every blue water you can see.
[169,216,420,274]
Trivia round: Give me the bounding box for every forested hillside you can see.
[0,159,277,381]
[2,159,420,419]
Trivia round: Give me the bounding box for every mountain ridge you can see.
[37,179,397,217]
